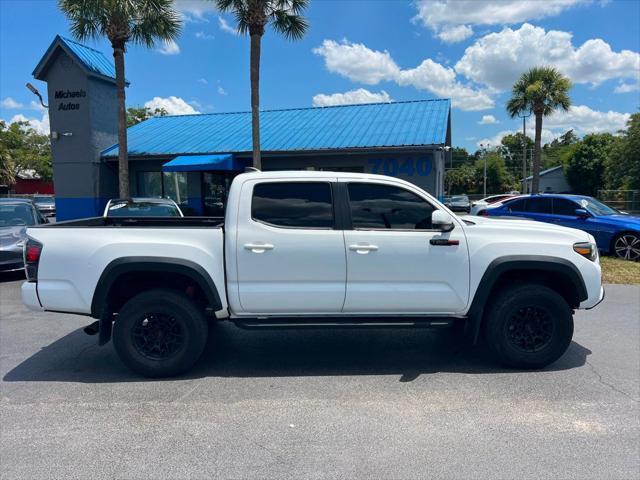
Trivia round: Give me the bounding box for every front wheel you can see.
[613,232,640,261]
[484,284,573,369]
[113,289,208,377]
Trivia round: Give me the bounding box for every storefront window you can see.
[162,172,188,207]
[137,172,162,198]
[202,172,235,216]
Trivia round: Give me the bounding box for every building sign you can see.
[368,156,432,177]
[54,89,86,111]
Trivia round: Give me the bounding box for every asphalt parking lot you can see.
[1,273,638,480]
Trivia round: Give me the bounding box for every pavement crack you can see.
[585,360,637,402]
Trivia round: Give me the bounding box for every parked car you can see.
[32,195,56,217]
[104,198,184,217]
[0,198,47,272]
[482,194,640,260]
[444,194,471,212]
[22,171,603,377]
[470,194,519,216]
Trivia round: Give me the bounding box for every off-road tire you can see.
[113,289,208,377]
[484,284,573,369]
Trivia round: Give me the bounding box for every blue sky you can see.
[1,0,638,152]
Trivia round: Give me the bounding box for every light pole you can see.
[25,83,48,109]
[517,110,532,193]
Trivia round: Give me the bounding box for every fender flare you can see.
[91,256,223,320]
[466,255,588,343]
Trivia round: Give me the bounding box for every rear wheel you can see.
[613,232,640,261]
[484,284,573,369]
[113,289,208,377]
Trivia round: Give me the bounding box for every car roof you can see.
[109,197,177,204]
[0,197,35,204]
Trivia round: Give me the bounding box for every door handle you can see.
[244,243,274,253]
[348,244,379,254]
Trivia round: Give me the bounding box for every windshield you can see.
[0,204,36,226]
[450,196,469,202]
[579,197,619,216]
[107,202,181,217]
[33,196,54,204]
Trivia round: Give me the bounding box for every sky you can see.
[0,0,639,152]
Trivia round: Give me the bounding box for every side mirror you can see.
[575,208,590,219]
[432,210,455,232]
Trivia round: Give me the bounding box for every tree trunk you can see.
[250,33,262,170]
[113,44,129,197]
[531,111,543,194]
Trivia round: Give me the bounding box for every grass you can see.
[600,256,640,284]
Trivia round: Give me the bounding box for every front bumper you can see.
[21,281,43,311]
[584,285,605,310]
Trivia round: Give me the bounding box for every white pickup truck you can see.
[22,171,604,377]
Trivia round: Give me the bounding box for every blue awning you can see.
[162,154,246,172]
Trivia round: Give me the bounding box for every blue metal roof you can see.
[102,99,451,157]
[33,35,120,83]
[162,154,248,172]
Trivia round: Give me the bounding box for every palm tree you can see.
[59,0,182,197]
[507,66,571,194]
[215,0,308,169]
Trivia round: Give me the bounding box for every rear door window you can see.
[553,198,580,216]
[251,182,334,228]
[525,197,553,214]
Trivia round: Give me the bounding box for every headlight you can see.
[573,242,598,261]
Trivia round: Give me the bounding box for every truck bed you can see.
[34,216,224,228]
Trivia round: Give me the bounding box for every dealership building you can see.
[33,35,452,220]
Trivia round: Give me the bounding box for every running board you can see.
[233,317,460,330]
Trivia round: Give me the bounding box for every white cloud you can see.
[397,59,494,110]
[218,16,238,35]
[542,105,630,135]
[144,96,200,115]
[613,79,640,94]
[413,0,587,42]
[313,40,399,85]
[29,100,46,112]
[312,88,392,107]
[8,112,50,135]
[217,85,227,96]
[479,115,499,125]
[157,39,180,55]
[175,0,218,22]
[313,39,492,111]
[1,97,24,109]
[197,78,208,84]
[195,31,215,40]
[477,105,631,147]
[455,23,640,91]
[437,25,474,44]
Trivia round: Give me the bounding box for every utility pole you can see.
[480,143,489,196]
[518,110,532,194]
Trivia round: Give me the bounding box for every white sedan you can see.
[470,194,519,215]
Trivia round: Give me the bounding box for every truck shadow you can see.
[3,323,592,384]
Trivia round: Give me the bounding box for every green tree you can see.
[215,0,309,169]
[565,133,615,195]
[507,67,572,194]
[445,163,475,194]
[475,153,517,194]
[127,106,168,127]
[542,130,578,169]
[59,0,182,197]
[604,113,640,190]
[0,120,52,184]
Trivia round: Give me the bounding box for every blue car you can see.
[482,194,640,260]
